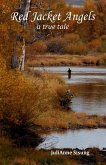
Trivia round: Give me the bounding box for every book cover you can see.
[0,0,106,164]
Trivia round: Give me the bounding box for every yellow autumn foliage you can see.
[0,68,38,125]
[0,54,71,137]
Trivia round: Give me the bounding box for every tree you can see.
[11,0,61,70]
[11,0,31,70]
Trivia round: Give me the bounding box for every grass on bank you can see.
[36,109,106,130]
[0,137,105,165]
[0,137,83,165]
[26,54,106,67]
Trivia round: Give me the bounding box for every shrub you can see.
[0,63,43,146]
[100,41,106,53]
[0,59,73,146]
[56,88,73,109]
[99,56,106,65]
[64,33,80,43]
[32,40,47,54]
[47,37,65,54]
[101,35,106,40]
[64,42,87,55]
[88,39,101,52]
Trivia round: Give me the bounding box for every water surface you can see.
[37,129,106,149]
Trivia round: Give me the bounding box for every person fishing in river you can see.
[68,68,72,79]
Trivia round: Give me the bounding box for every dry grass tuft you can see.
[26,54,106,67]
[13,157,37,165]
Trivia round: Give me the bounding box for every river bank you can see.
[24,68,106,130]
[28,66,106,130]
[0,137,106,165]
[26,54,106,67]
[36,109,106,131]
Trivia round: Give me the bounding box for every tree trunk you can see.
[19,0,31,71]
[19,38,26,70]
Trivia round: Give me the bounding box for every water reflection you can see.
[63,75,106,84]
[70,83,106,115]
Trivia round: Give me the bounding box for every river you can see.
[34,66,106,149]
[37,129,106,149]
[34,66,106,115]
